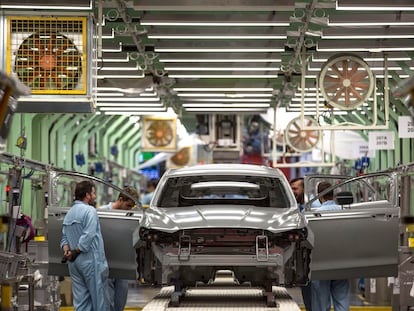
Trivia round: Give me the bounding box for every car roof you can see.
[164,163,286,179]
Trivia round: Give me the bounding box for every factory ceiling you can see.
[1,0,414,128]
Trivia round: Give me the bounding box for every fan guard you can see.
[14,32,82,90]
[145,120,174,147]
[285,117,321,153]
[319,54,374,110]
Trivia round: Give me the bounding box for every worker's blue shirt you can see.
[315,199,341,211]
[141,191,154,205]
[61,200,106,256]
[100,202,113,210]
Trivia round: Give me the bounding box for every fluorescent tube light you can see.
[182,103,270,108]
[173,88,273,91]
[141,22,289,26]
[160,58,282,63]
[0,4,92,9]
[336,4,414,11]
[99,107,166,111]
[185,107,268,112]
[97,97,160,102]
[329,22,414,26]
[155,48,285,52]
[177,93,273,98]
[183,98,271,103]
[96,103,164,107]
[148,35,287,39]
[164,66,279,71]
[168,74,278,78]
[103,111,164,115]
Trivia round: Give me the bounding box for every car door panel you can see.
[307,203,399,280]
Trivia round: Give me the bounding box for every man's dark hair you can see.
[74,180,95,201]
[118,186,139,201]
[147,178,158,189]
[318,181,334,200]
[290,177,304,185]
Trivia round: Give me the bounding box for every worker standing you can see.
[141,178,158,205]
[100,186,139,311]
[61,180,109,311]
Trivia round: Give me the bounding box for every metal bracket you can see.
[256,235,269,262]
[178,235,191,261]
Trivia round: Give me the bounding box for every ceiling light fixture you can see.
[103,111,165,115]
[329,21,414,26]
[173,88,273,92]
[323,34,414,39]
[148,35,287,39]
[99,107,167,111]
[317,47,414,52]
[182,103,270,108]
[169,74,278,78]
[336,4,414,11]
[96,103,164,107]
[164,66,279,71]
[96,73,145,79]
[177,93,273,98]
[97,97,160,102]
[141,22,289,27]
[160,58,282,63]
[185,107,268,112]
[183,98,271,103]
[155,48,285,52]
[0,4,92,9]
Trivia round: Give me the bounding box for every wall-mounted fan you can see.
[319,54,374,110]
[285,116,321,153]
[167,147,192,168]
[142,117,177,151]
[7,16,87,95]
[14,32,82,91]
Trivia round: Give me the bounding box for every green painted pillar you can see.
[102,116,128,160]
[49,114,71,167]
[56,115,83,169]
[119,127,141,168]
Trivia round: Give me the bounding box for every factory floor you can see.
[59,278,394,311]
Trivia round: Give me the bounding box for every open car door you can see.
[47,170,142,279]
[304,172,399,280]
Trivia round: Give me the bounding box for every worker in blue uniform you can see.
[141,178,158,205]
[100,186,139,311]
[61,180,109,311]
[311,181,350,311]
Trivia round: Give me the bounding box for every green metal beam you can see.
[49,114,71,168]
[102,116,128,160]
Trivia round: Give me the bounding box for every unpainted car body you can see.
[47,165,401,288]
[135,164,313,288]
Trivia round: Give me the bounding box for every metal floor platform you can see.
[141,285,300,311]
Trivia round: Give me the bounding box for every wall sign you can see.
[398,116,414,138]
[368,131,395,150]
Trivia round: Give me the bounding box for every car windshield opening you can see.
[157,175,289,208]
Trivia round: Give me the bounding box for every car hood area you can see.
[139,205,306,234]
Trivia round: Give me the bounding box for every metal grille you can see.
[6,16,87,95]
